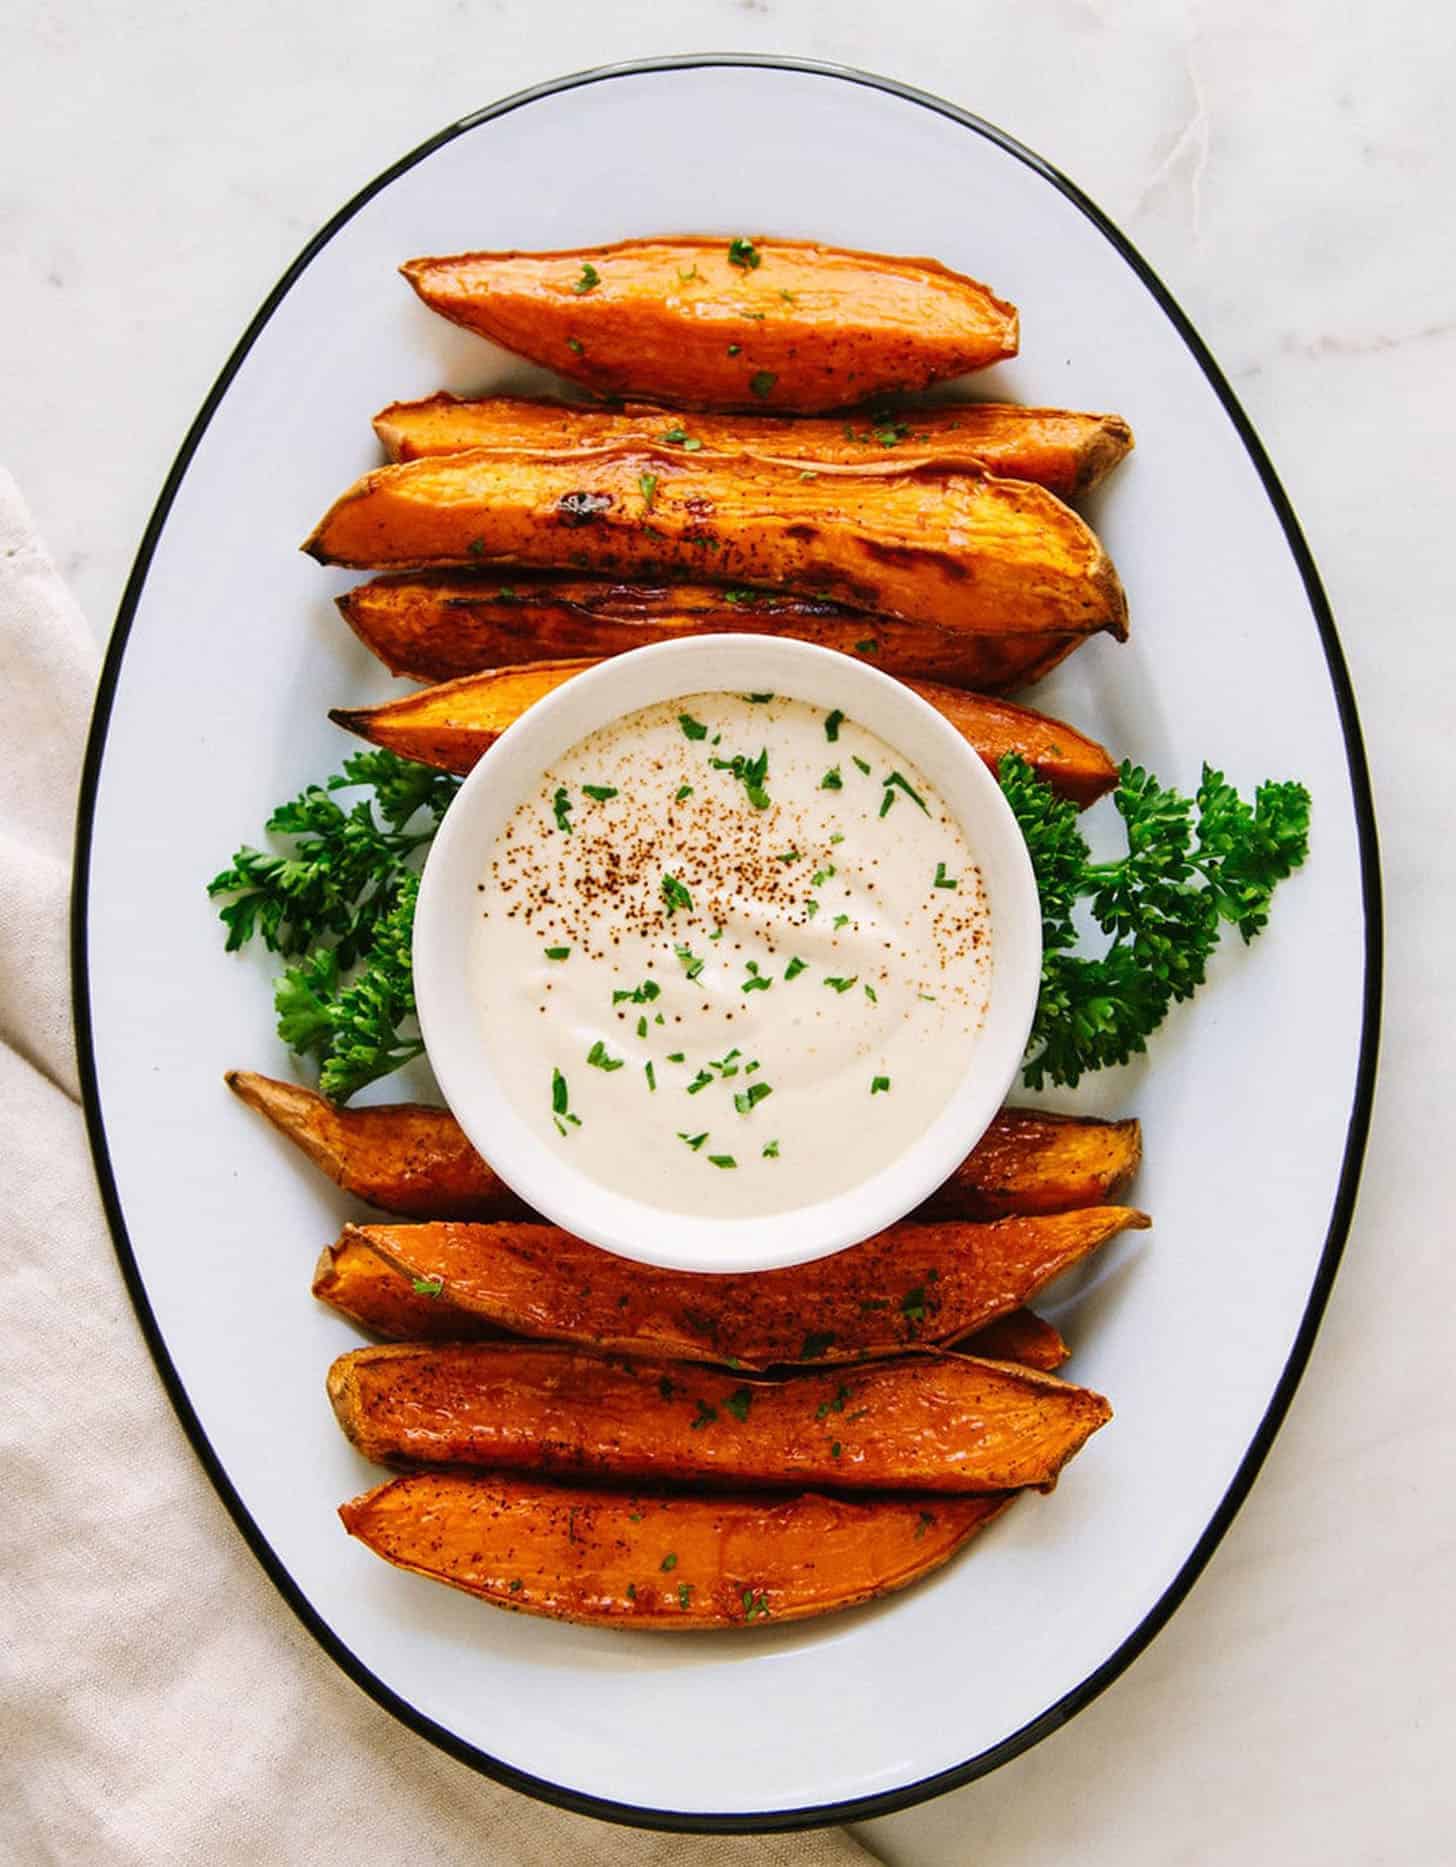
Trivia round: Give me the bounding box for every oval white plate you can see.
[74,56,1380,1832]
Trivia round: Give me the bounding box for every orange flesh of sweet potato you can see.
[312,1231,1065,1367]
[372,394,1133,498]
[336,571,1085,694]
[328,1342,1109,1492]
[328,657,1119,806]
[344,1209,1148,1371]
[339,1470,1011,1627]
[398,237,1018,412]
[233,1071,1139,1224]
[310,1229,1065,1368]
[303,446,1128,642]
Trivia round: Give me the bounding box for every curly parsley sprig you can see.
[208,750,459,1101]
[1001,754,1311,1089]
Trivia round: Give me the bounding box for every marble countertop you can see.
[5,4,1452,1861]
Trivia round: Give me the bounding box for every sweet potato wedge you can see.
[328,1342,1109,1492]
[329,658,1119,806]
[337,571,1084,694]
[339,1471,1011,1627]
[341,1208,1149,1370]
[313,1230,1064,1366]
[373,394,1134,498]
[235,1070,1139,1223]
[399,237,1018,412]
[303,446,1128,642]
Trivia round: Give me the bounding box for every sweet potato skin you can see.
[343,1209,1149,1370]
[373,394,1133,498]
[237,1070,1139,1224]
[399,238,1019,412]
[329,657,1119,807]
[328,1342,1109,1491]
[339,1471,1011,1627]
[313,1231,1065,1366]
[337,571,1084,695]
[304,446,1128,642]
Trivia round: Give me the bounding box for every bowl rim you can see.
[413,633,1042,1272]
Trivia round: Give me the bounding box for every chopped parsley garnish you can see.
[864,984,877,1004]
[734,1081,773,1115]
[708,1154,737,1169]
[411,1274,444,1298]
[871,1075,891,1094]
[762,1139,780,1158]
[831,1441,843,1459]
[823,975,858,994]
[721,587,759,605]
[777,848,801,865]
[830,832,845,845]
[667,1051,686,1063]
[678,1131,708,1150]
[678,712,708,740]
[914,1510,936,1541]
[726,343,741,356]
[709,747,770,809]
[727,237,761,270]
[811,865,836,887]
[582,783,619,802]
[675,784,694,802]
[690,1399,718,1430]
[884,771,929,813]
[901,1285,927,1325]
[661,425,703,451]
[824,709,845,742]
[571,261,600,294]
[566,337,584,355]
[833,914,850,931]
[612,979,661,1005]
[677,1582,693,1610]
[466,537,486,558]
[742,1589,771,1622]
[800,1331,836,1360]
[636,1016,647,1037]
[804,898,820,918]
[661,1553,678,1572]
[933,862,960,890]
[852,756,871,776]
[741,962,772,994]
[879,790,896,819]
[675,943,705,980]
[626,1582,637,1599]
[819,765,844,791]
[856,639,879,654]
[552,787,573,833]
[708,928,724,941]
[784,956,807,981]
[544,946,571,960]
[661,873,693,915]
[551,1069,568,1115]
[644,1060,656,1092]
[816,1383,850,1420]
[637,472,657,512]
[586,1039,624,1073]
[685,1070,713,1095]
[725,1387,753,1422]
[749,371,777,398]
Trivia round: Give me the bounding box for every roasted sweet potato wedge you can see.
[328,1342,1109,1492]
[312,1230,1064,1366]
[399,238,1018,412]
[311,1229,1066,1366]
[225,1070,529,1220]
[339,1471,1011,1627]
[337,571,1084,694]
[341,1208,1149,1370]
[372,394,1134,498]
[329,659,1119,806]
[234,1070,1139,1223]
[304,446,1128,642]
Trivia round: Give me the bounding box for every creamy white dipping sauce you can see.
[470,691,992,1219]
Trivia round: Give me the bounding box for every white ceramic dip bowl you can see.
[414,635,1041,1273]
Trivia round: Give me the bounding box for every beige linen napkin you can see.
[0,468,878,1865]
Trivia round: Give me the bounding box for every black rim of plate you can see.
[71,52,1383,1835]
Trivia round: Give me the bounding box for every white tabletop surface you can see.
[5,3,1452,1861]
